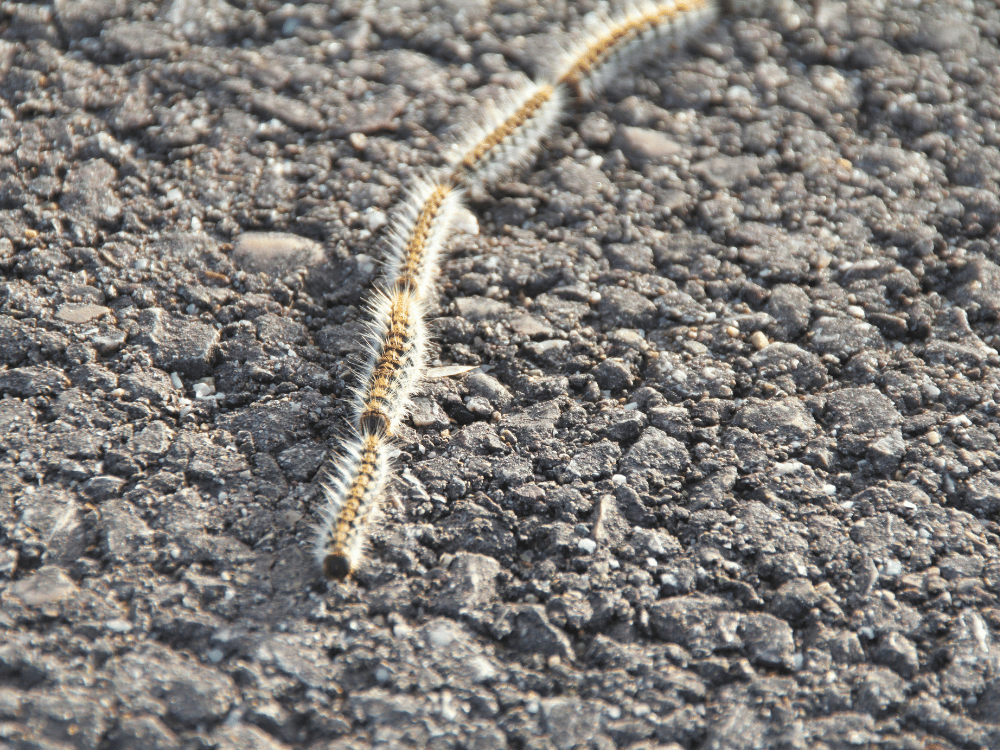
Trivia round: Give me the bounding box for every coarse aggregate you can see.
[2,0,1000,748]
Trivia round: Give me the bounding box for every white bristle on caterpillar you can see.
[446,81,566,195]
[382,177,463,301]
[553,0,718,101]
[315,0,719,580]
[351,285,428,435]
[314,429,393,580]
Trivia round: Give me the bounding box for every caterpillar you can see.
[314,0,719,580]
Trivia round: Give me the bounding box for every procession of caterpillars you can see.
[315,0,719,580]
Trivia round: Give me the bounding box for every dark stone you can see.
[500,402,559,445]
[560,439,621,483]
[593,358,634,392]
[69,363,118,391]
[541,698,603,750]
[962,473,1000,515]
[0,315,33,366]
[8,565,79,607]
[770,578,819,625]
[108,714,180,750]
[110,644,237,727]
[255,313,308,348]
[732,397,819,446]
[810,316,886,360]
[119,368,175,405]
[24,686,109,748]
[98,499,154,563]
[939,554,985,581]
[54,0,128,40]
[12,489,85,566]
[505,605,574,659]
[732,223,814,281]
[211,724,286,750]
[872,632,919,679]
[648,405,692,441]
[949,257,1000,319]
[59,159,121,226]
[0,366,69,397]
[428,553,500,617]
[102,21,187,60]
[276,441,326,482]
[855,668,905,717]
[824,387,901,434]
[249,91,324,130]
[454,296,512,322]
[465,371,512,409]
[805,713,874,750]
[601,410,647,442]
[692,155,761,189]
[82,475,127,502]
[766,284,811,341]
[215,397,312,453]
[751,343,828,393]
[604,242,655,273]
[687,467,737,511]
[648,595,734,657]
[534,293,591,331]
[328,85,408,136]
[451,422,506,454]
[618,427,689,484]
[596,286,658,329]
[132,308,219,379]
[741,613,796,670]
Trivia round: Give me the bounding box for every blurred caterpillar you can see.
[315,0,718,580]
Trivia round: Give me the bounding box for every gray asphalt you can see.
[1,1,1000,749]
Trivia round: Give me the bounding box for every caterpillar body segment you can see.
[446,82,566,195]
[554,0,718,101]
[352,285,428,435]
[383,177,463,301]
[315,429,393,580]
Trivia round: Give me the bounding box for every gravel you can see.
[2,0,1000,748]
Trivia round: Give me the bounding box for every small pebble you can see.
[193,381,215,398]
[365,207,387,230]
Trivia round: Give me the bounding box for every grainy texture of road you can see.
[2,1,1000,748]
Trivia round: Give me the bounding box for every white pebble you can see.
[365,207,388,231]
[193,382,215,399]
[577,538,597,555]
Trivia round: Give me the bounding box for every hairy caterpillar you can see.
[315,0,719,580]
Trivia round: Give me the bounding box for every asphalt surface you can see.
[2,1,1000,749]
